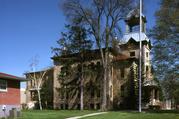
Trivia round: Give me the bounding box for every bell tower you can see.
[122,9,149,43]
[121,9,152,80]
[125,9,147,33]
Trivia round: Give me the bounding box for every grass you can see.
[83,111,179,119]
[18,110,179,119]
[18,110,97,119]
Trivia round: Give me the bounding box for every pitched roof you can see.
[143,80,159,88]
[51,48,117,62]
[0,72,27,81]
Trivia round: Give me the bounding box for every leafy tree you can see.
[61,0,133,110]
[151,0,179,107]
[52,22,92,110]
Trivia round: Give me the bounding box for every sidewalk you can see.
[66,112,107,119]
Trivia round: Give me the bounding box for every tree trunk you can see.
[101,25,110,111]
[37,89,42,110]
[64,86,67,109]
[80,64,84,110]
[101,65,107,111]
[80,77,84,110]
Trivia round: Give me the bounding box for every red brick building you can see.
[0,72,26,118]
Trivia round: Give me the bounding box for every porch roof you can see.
[143,80,159,87]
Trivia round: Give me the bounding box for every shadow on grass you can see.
[108,109,179,114]
[147,110,179,114]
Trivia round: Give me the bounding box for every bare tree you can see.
[61,0,133,110]
[27,57,49,110]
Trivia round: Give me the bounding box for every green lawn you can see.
[18,110,179,119]
[83,111,179,119]
[18,110,97,119]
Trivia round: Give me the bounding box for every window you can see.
[110,85,113,98]
[130,51,135,57]
[30,80,33,87]
[146,66,149,72]
[121,85,124,97]
[90,89,94,98]
[97,89,100,97]
[146,52,149,57]
[121,68,125,78]
[77,104,80,109]
[66,92,69,100]
[97,62,100,66]
[78,91,80,99]
[65,104,69,109]
[90,103,94,109]
[96,103,100,109]
[60,90,65,100]
[96,62,101,69]
[60,104,64,109]
[0,80,7,92]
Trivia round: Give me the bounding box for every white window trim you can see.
[0,80,7,92]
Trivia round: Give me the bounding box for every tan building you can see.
[26,69,54,109]
[20,88,27,108]
[26,9,160,110]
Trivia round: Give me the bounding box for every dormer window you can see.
[130,51,135,57]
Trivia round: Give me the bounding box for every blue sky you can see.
[0,0,159,88]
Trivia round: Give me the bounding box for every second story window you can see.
[30,80,33,87]
[130,51,135,57]
[121,68,125,78]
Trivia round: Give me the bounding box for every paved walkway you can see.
[66,112,107,119]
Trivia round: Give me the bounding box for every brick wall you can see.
[0,79,20,105]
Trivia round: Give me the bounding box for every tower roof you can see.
[125,9,147,26]
[122,32,149,43]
